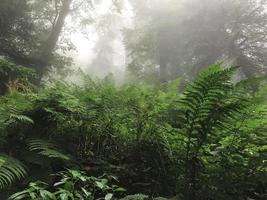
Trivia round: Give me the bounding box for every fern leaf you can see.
[28,139,71,161]
[0,155,27,189]
[9,113,34,124]
[179,64,247,140]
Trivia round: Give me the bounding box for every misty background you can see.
[1,0,267,85]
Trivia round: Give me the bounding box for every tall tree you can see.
[0,0,74,83]
[0,0,36,65]
[125,0,267,82]
[0,0,73,95]
[37,0,72,77]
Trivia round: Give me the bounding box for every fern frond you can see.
[9,113,34,124]
[28,139,71,161]
[0,155,27,189]
[179,64,247,140]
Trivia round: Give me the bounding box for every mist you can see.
[67,0,133,84]
[1,0,267,85]
[63,0,267,85]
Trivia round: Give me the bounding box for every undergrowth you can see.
[0,64,266,200]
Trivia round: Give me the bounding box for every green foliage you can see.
[167,65,267,199]
[0,59,37,95]
[0,59,36,80]
[0,64,266,200]
[9,181,56,200]
[9,169,125,200]
[173,65,244,198]
[0,155,27,189]
[119,194,148,200]
[177,65,246,150]
[53,170,125,199]
[28,139,71,161]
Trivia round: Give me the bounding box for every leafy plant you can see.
[0,64,266,200]
[0,154,27,189]
[9,169,125,200]
[28,139,71,161]
[169,65,266,199]
[9,181,55,200]
[0,59,36,95]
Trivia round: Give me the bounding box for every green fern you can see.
[28,139,71,161]
[0,155,27,189]
[178,64,246,140]
[9,113,34,124]
[177,64,251,199]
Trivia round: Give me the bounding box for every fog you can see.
[1,0,267,84]
[65,0,133,84]
[62,0,267,84]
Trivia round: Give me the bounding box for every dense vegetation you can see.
[0,60,266,199]
[0,0,267,199]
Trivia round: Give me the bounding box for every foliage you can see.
[0,0,36,62]
[9,169,125,200]
[9,181,54,200]
[0,59,36,95]
[0,64,266,200]
[28,139,71,161]
[0,155,27,189]
[119,194,149,200]
[125,0,267,81]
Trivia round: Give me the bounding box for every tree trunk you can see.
[226,28,257,79]
[38,0,72,77]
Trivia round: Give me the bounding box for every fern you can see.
[177,64,251,199]
[178,64,246,141]
[0,155,27,189]
[9,113,34,124]
[28,139,71,161]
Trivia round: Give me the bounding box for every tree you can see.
[125,0,267,82]
[0,0,37,66]
[0,0,74,77]
[37,0,73,77]
[0,0,77,92]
